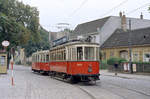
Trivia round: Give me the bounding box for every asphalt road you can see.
[0,65,150,99]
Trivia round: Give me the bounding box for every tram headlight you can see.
[88,65,92,73]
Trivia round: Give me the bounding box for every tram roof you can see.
[50,41,99,50]
[32,50,49,55]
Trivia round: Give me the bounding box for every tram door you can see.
[0,52,7,74]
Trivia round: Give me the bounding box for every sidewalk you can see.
[100,70,150,81]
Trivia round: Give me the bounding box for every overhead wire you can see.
[68,0,89,17]
[99,0,128,18]
[126,2,150,15]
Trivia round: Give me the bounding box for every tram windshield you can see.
[76,46,99,61]
[85,47,95,60]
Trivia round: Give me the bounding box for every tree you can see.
[23,26,50,57]
[0,0,40,49]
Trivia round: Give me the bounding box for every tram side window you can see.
[72,48,77,60]
[46,54,49,62]
[64,51,66,60]
[33,55,35,62]
[42,54,44,62]
[36,55,37,62]
[96,47,99,60]
[40,55,42,62]
[37,55,39,62]
[85,47,94,60]
[69,48,72,60]
[33,55,34,62]
[77,47,83,60]
[44,55,46,62]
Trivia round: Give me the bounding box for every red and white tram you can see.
[32,41,100,83]
[49,41,100,82]
[32,50,50,74]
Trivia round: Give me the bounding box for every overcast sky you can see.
[20,0,150,31]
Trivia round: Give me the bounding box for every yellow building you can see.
[101,27,150,62]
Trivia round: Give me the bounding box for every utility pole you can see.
[129,19,133,74]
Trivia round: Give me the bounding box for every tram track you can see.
[96,81,150,98]
[75,85,97,99]
[99,74,150,97]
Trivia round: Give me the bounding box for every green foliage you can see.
[23,27,50,57]
[132,61,150,64]
[100,60,108,69]
[118,58,127,63]
[107,57,127,65]
[0,0,40,50]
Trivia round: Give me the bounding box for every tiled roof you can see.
[73,17,110,35]
[101,27,150,48]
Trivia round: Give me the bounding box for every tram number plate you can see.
[77,64,82,66]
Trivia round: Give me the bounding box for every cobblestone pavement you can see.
[0,65,91,99]
[0,65,150,99]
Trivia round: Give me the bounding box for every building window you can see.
[132,52,139,62]
[143,53,150,62]
[110,51,114,57]
[103,52,106,60]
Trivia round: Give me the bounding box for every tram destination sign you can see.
[53,36,67,46]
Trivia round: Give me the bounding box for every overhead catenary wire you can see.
[126,2,150,15]
[68,0,89,17]
[99,0,128,18]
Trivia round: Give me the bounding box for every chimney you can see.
[121,12,127,31]
[119,11,122,17]
[140,12,143,19]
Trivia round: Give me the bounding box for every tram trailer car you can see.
[49,41,100,82]
[32,50,50,74]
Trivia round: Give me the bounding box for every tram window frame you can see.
[64,50,66,61]
[70,48,72,60]
[84,47,95,60]
[34,55,35,62]
[37,55,39,62]
[33,55,34,62]
[37,55,38,62]
[36,55,37,62]
[96,47,100,60]
[46,54,49,62]
[45,54,46,62]
[40,54,42,62]
[77,47,83,60]
[72,48,77,61]
[42,54,45,62]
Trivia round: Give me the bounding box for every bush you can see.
[132,61,150,64]
[100,60,108,69]
[107,57,127,65]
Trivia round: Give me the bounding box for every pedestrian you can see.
[114,62,118,75]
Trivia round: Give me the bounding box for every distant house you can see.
[49,30,70,47]
[49,32,57,46]
[101,27,150,62]
[70,12,150,46]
